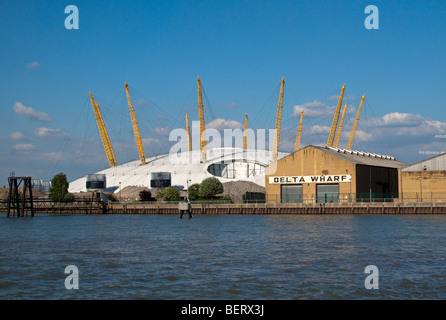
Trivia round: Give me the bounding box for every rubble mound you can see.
[0,188,48,200]
[220,181,265,203]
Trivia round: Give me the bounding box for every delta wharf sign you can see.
[269,175,352,184]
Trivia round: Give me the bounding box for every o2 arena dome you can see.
[68,147,288,193]
[68,76,290,194]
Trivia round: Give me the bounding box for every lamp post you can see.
[186,179,191,202]
[119,182,122,203]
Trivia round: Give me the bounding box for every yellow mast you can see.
[186,113,192,152]
[124,83,146,165]
[89,92,117,167]
[326,84,345,147]
[294,110,304,152]
[333,103,348,149]
[243,113,248,151]
[346,95,365,150]
[197,76,206,163]
[272,77,285,162]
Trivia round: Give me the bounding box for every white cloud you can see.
[333,112,446,155]
[307,125,330,134]
[10,143,34,153]
[293,99,357,119]
[27,61,40,69]
[35,127,69,138]
[207,118,243,130]
[10,132,26,140]
[293,100,336,118]
[358,113,446,140]
[271,111,446,158]
[352,130,373,142]
[142,137,161,147]
[13,102,52,122]
[366,112,424,128]
[224,102,239,109]
[153,126,170,136]
[37,152,65,162]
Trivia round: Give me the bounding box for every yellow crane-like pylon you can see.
[124,82,146,165]
[89,92,117,167]
[243,113,248,151]
[326,84,346,148]
[333,103,348,149]
[346,95,365,150]
[197,76,207,163]
[272,77,285,162]
[294,110,304,152]
[186,113,192,152]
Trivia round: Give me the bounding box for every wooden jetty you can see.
[1,190,107,216]
[6,177,34,217]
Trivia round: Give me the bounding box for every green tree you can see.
[155,188,165,200]
[49,172,70,202]
[199,177,223,199]
[187,183,200,201]
[163,187,181,201]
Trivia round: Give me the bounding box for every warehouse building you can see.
[399,153,446,202]
[265,145,407,204]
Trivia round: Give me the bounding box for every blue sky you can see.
[1,0,446,184]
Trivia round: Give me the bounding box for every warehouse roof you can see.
[401,152,446,172]
[304,146,407,169]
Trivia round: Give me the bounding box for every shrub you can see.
[163,187,181,201]
[199,177,223,199]
[187,183,200,201]
[63,192,74,202]
[155,188,165,200]
[139,189,152,201]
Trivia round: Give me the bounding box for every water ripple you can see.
[1,214,446,299]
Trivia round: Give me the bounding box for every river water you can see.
[1,214,445,300]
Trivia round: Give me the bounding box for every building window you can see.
[316,184,339,203]
[281,184,303,203]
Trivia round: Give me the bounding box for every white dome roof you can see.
[68,147,288,193]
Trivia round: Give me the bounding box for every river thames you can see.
[1,214,445,299]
